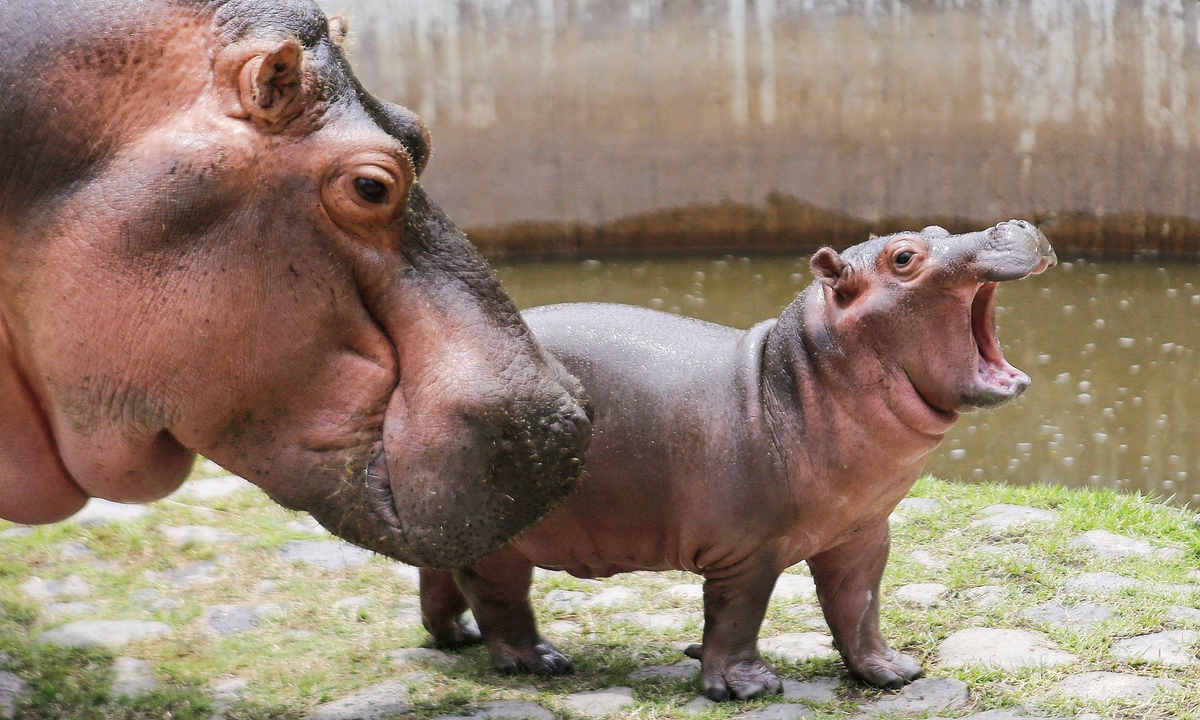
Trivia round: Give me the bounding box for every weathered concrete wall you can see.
[324,0,1200,257]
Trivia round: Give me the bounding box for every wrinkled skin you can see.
[421,221,1056,697]
[0,0,590,568]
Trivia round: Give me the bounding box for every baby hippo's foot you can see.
[846,648,922,689]
[685,644,783,701]
[489,639,574,676]
[426,613,482,649]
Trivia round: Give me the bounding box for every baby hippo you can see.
[420,221,1056,700]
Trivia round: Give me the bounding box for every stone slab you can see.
[1111,630,1198,666]
[628,659,700,681]
[667,584,704,600]
[897,497,943,513]
[158,525,239,545]
[1069,529,1156,558]
[20,575,89,601]
[939,628,1077,670]
[895,583,947,606]
[309,680,410,720]
[0,670,26,719]
[561,687,635,717]
[759,633,836,662]
[1052,672,1181,702]
[735,704,814,720]
[1020,601,1113,627]
[972,504,1058,531]
[773,574,816,602]
[71,499,148,526]
[475,700,554,720]
[279,541,376,570]
[389,648,455,667]
[964,585,1005,608]
[1167,606,1200,622]
[781,677,839,703]
[40,620,170,648]
[202,604,261,636]
[612,611,687,631]
[112,657,157,698]
[854,677,969,717]
[171,475,254,501]
[1063,572,1141,595]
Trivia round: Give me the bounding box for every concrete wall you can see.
[324,0,1200,257]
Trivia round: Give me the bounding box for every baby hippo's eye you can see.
[895,251,914,266]
[354,177,389,204]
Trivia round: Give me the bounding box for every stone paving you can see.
[0,470,1197,719]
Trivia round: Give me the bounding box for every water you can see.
[496,255,1200,506]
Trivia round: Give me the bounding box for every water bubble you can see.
[1040,288,1052,297]
[693,297,706,308]
[972,468,984,478]
[1096,273,1109,283]
[1017,442,1032,453]
[1055,372,1071,384]
[789,273,804,284]
[1118,337,1136,348]
[649,298,665,309]
[1118,444,1128,453]
[713,260,729,271]
[1162,480,1177,492]
[1053,433,1065,442]
[1132,396,1142,405]
[1141,456,1152,466]
[632,266,647,277]
[1193,295,1200,306]
[1084,343,1095,353]
[1077,381,1092,392]
[1093,432,1108,443]
[1061,262,1074,271]
[1130,365,1141,375]
[693,271,706,283]
[1102,407,1115,419]
[1156,416,1168,429]
[739,257,751,265]
[967,425,977,434]
[582,259,602,271]
[753,274,764,283]
[1167,288,1178,298]
[1063,305,1076,315]
[1162,343,1176,353]
[1170,454,1182,466]
[1093,318,1105,329]
[1088,475,1101,486]
[1037,354,1051,365]
[669,306,681,314]
[1063,457,1075,466]
[1120,299,1131,310]
[950,448,966,460]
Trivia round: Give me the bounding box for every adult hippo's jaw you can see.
[809,220,1056,437]
[0,1,588,568]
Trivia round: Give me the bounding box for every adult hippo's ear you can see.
[217,39,309,132]
[811,247,861,303]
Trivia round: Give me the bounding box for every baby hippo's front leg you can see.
[685,562,783,701]
[806,519,921,688]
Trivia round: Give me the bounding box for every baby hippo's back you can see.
[517,303,781,577]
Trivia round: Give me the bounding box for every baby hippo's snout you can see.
[976,220,1058,281]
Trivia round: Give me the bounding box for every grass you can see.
[0,468,1197,719]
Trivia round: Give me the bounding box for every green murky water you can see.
[497,255,1200,507]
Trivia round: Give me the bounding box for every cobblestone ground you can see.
[0,463,1198,719]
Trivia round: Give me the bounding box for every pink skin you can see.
[419,221,1055,699]
[0,2,589,568]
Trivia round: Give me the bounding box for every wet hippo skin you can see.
[0,0,590,568]
[420,221,1057,698]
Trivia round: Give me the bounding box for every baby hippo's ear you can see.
[811,247,861,303]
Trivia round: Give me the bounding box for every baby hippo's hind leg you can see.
[420,569,482,648]
[453,546,573,676]
[685,561,783,701]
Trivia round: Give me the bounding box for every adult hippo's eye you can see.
[354,177,389,204]
[895,251,914,266]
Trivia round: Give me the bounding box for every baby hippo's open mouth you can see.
[969,282,1030,407]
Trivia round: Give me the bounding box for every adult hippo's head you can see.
[805,220,1056,437]
[0,0,589,568]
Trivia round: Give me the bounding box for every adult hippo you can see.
[0,0,590,569]
[420,221,1056,697]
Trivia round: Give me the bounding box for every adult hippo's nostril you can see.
[566,406,593,454]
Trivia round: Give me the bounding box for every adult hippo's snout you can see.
[0,0,589,569]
